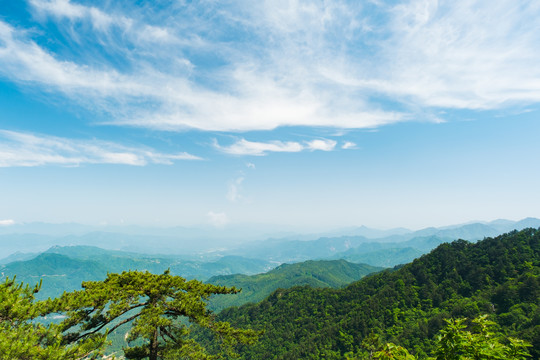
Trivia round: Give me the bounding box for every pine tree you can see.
[0,277,107,359]
[53,270,259,360]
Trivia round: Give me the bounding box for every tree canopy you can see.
[369,315,531,360]
[0,277,106,359]
[1,270,259,360]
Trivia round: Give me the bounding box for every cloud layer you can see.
[0,130,200,167]
[2,0,538,133]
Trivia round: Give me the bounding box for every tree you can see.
[0,277,106,360]
[368,315,532,360]
[431,315,531,360]
[54,270,259,360]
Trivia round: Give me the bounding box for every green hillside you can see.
[331,247,423,267]
[0,247,272,300]
[0,253,108,299]
[211,228,540,359]
[207,260,383,311]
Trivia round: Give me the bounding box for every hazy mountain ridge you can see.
[226,218,540,266]
[2,218,539,261]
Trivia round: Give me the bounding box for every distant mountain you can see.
[1,246,272,299]
[411,218,540,241]
[513,217,540,229]
[228,235,374,263]
[1,217,538,267]
[326,236,452,267]
[0,233,59,259]
[332,247,424,267]
[0,253,108,299]
[0,251,39,265]
[229,219,540,265]
[207,260,382,311]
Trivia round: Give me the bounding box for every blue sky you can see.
[0,0,539,230]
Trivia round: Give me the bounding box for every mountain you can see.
[1,246,272,299]
[43,245,271,279]
[1,218,538,262]
[211,228,540,359]
[326,235,453,267]
[228,235,373,263]
[0,251,39,265]
[332,247,424,267]
[226,219,540,266]
[207,260,382,311]
[0,253,108,299]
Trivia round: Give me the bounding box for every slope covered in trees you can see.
[329,246,424,267]
[207,260,382,311]
[212,228,540,359]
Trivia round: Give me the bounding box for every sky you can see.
[0,0,539,231]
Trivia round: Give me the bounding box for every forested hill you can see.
[214,228,540,359]
[207,260,382,311]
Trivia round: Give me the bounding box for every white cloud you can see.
[214,139,304,156]
[342,141,357,149]
[215,138,341,156]
[0,0,539,134]
[0,130,201,167]
[227,177,245,203]
[0,219,15,226]
[246,162,256,169]
[305,139,337,152]
[207,211,229,227]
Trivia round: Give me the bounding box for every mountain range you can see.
[1,218,539,261]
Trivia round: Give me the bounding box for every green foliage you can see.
[334,247,424,268]
[0,276,107,359]
[430,315,531,360]
[366,315,532,360]
[213,228,540,359]
[207,260,382,311]
[373,343,417,360]
[53,270,259,360]
[0,253,108,300]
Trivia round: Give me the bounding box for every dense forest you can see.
[207,260,382,311]
[208,228,540,359]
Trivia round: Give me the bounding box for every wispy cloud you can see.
[0,219,15,226]
[1,0,539,134]
[227,176,245,203]
[214,138,338,156]
[0,130,201,167]
[342,141,357,150]
[324,0,540,109]
[0,1,401,132]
